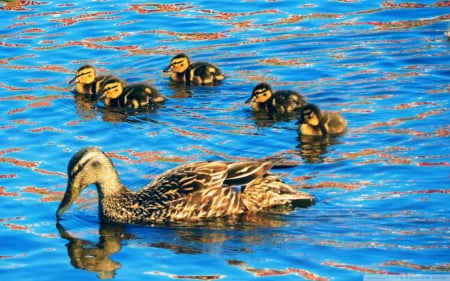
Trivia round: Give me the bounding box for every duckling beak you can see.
[56,183,82,219]
[69,76,77,84]
[163,65,172,73]
[245,97,254,104]
[97,92,106,100]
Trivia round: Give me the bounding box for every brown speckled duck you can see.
[56,147,315,224]
[163,53,225,85]
[70,65,113,95]
[100,77,165,109]
[297,104,347,136]
[246,83,307,113]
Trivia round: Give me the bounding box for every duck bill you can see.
[69,76,77,84]
[97,92,106,100]
[163,65,172,73]
[245,97,253,104]
[56,183,81,218]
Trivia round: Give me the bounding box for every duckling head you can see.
[246,83,274,104]
[163,53,190,74]
[298,104,321,127]
[100,77,124,99]
[56,147,121,219]
[69,65,97,85]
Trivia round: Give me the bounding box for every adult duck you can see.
[56,147,315,224]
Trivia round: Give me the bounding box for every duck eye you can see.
[104,85,118,92]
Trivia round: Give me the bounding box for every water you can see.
[1,0,449,280]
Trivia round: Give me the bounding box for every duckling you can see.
[163,53,225,85]
[297,104,347,136]
[246,83,307,113]
[69,65,113,95]
[56,147,315,224]
[100,77,165,109]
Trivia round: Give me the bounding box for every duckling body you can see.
[163,53,224,85]
[70,65,113,95]
[297,104,347,136]
[56,147,315,224]
[246,83,307,113]
[100,77,165,109]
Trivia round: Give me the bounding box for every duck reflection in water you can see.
[296,135,339,163]
[56,222,131,279]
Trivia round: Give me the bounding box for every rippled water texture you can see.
[1,0,449,280]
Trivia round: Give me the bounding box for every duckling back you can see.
[101,78,165,109]
[187,62,224,85]
[271,90,307,113]
[322,111,347,136]
[121,83,165,108]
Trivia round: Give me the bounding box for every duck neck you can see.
[94,167,127,199]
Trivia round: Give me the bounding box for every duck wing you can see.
[135,161,274,221]
[144,160,274,197]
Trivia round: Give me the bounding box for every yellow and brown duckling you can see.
[100,77,165,109]
[163,53,225,85]
[297,104,347,136]
[70,65,113,95]
[56,147,315,224]
[246,83,307,113]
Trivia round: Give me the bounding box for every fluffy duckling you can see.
[70,65,113,95]
[163,53,225,85]
[56,147,315,224]
[100,77,165,109]
[297,104,347,136]
[246,83,307,113]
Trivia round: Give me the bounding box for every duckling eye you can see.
[303,111,313,119]
[104,85,118,92]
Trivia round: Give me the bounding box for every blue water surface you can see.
[0,0,449,280]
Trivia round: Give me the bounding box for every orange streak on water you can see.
[381,260,450,271]
[172,127,210,139]
[322,261,392,274]
[228,259,328,281]
[0,187,19,197]
[29,127,64,133]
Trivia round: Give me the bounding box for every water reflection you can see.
[73,93,99,120]
[56,210,306,279]
[56,222,129,279]
[296,135,339,163]
[248,110,300,128]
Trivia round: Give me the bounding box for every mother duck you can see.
[56,147,315,224]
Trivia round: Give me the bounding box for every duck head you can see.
[69,65,97,85]
[297,104,321,127]
[100,77,124,100]
[163,53,190,74]
[246,83,274,104]
[56,147,120,218]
